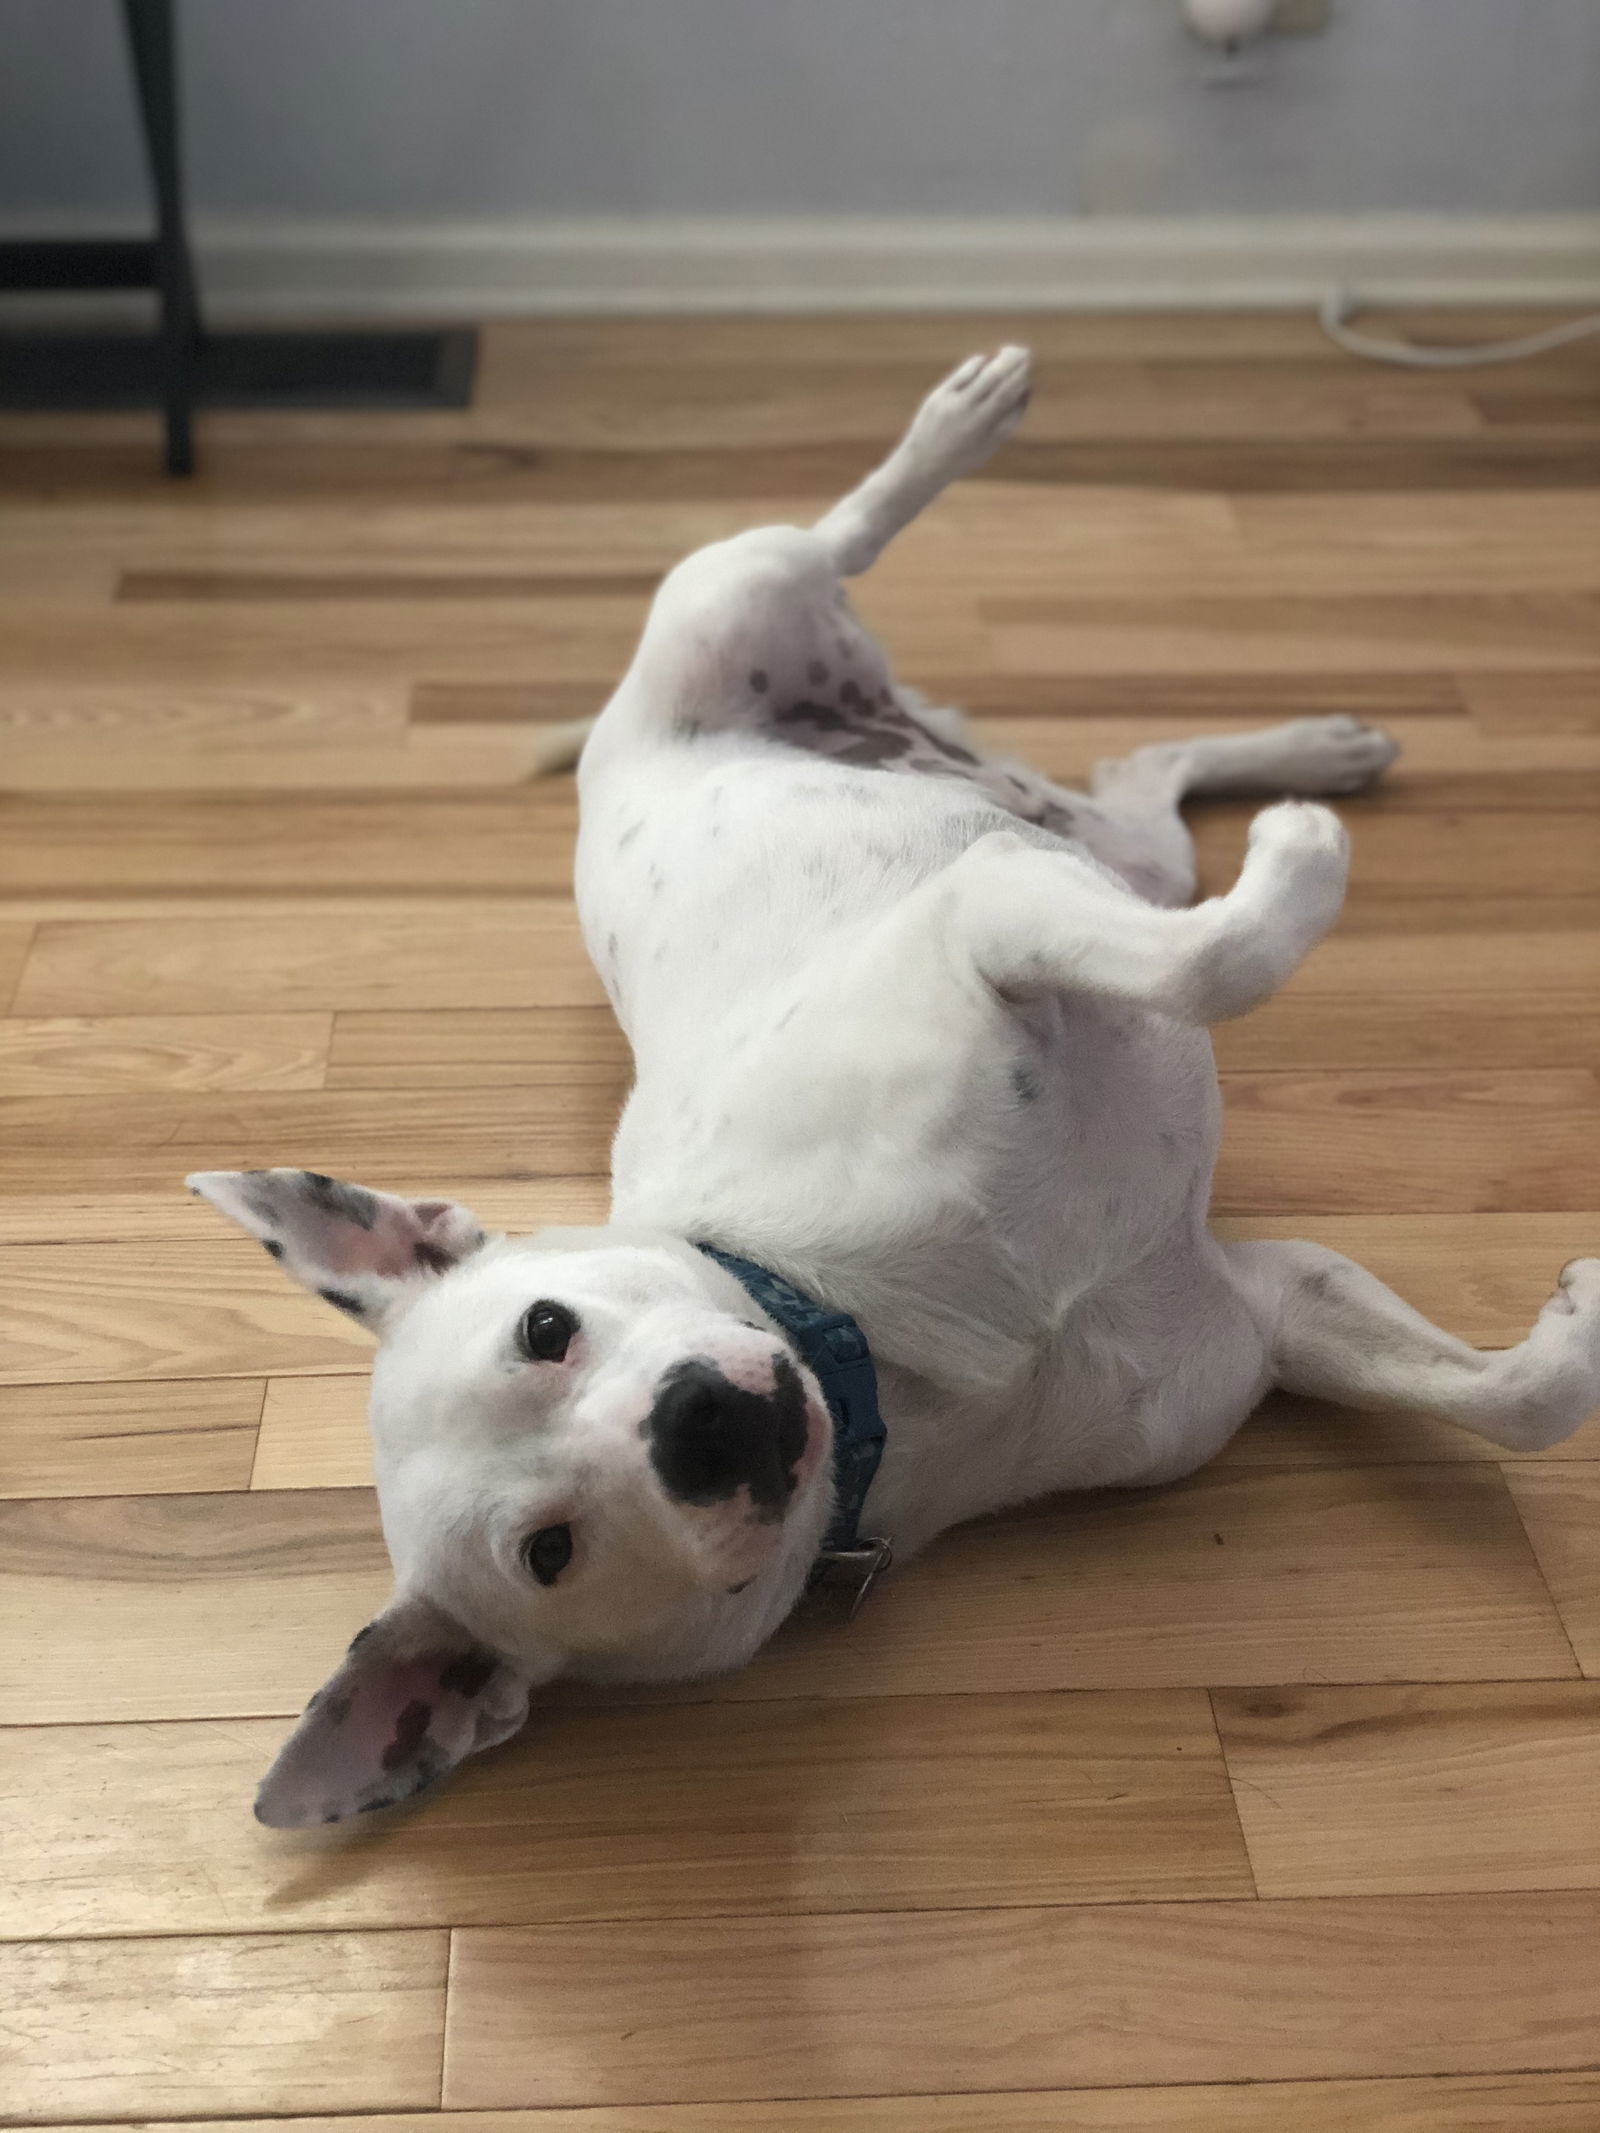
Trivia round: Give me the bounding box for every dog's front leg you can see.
[941,800,1349,1026]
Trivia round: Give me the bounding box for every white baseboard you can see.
[8,212,1600,320]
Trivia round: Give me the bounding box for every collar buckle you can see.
[809,1533,895,1617]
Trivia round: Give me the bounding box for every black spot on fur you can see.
[439,1650,497,1698]
[301,1173,378,1230]
[262,1238,285,1259]
[1010,1064,1041,1104]
[840,678,862,704]
[381,1698,433,1771]
[749,668,769,693]
[317,1691,354,1727]
[644,1353,809,1519]
[412,1239,456,1276]
[319,1287,367,1319]
[807,659,828,685]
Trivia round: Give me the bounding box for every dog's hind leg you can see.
[1071,717,1401,906]
[1225,1238,1600,1452]
[945,798,1349,1026]
[812,346,1033,575]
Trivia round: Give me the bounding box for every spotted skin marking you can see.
[300,1172,379,1229]
[749,668,769,693]
[381,1698,434,1772]
[261,1238,284,1259]
[439,1650,498,1698]
[319,1287,366,1318]
[807,659,828,685]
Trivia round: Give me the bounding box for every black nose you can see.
[645,1355,809,1518]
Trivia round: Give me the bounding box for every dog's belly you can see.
[583,744,1220,1376]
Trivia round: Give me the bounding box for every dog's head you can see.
[188,1168,834,1826]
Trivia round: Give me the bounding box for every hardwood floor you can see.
[2,310,1598,2127]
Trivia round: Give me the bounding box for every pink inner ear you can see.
[256,1647,513,1828]
[324,1200,437,1279]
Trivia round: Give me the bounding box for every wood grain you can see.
[0,1378,262,1498]
[0,1084,614,1196]
[0,795,580,895]
[0,1238,374,1382]
[0,1174,611,1245]
[26,2073,1600,2132]
[0,1930,445,2121]
[1213,1068,1600,1214]
[11,902,603,1014]
[1212,994,1600,1072]
[0,920,34,1011]
[0,1013,330,1093]
[1213,1682,1600,1896]
[0,1690,1248,1939]
[443,1892,1600,2106]
[614,1465,1575,1701]
[1502,1465,1600,1675]
[0,1490,389,1722]
[328,1005,626,1088]
[252,1374,371,1489]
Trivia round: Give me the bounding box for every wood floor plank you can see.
[606,1465,1574,1703]
[25,2071,1600,2132]
[0,1379,262,1499]
[1463,670,1600,733]
[1198,808,1600,900]
[1502,1465,1600,1675]
[11,903,602,1014]
[0,1690,1248,1940]
[442,1892,1600,2107]
[327,1005,627,1088]
[252,1374,371,1488]
[0,794,579,895]
[0,1930,446,2122]
[1213,1068,1600,1214]
[1214,1683,1600,1897]
[0,1083,614,1198]
[0,1489,389,1723]
[0,920,34,1012]
[118,569,664,603]
[985,592,1600,676]
[0,680,409,743]
[1211,994,1600,1072]
[0,1238,373,1383]
[0,1175,610,1246]
[0,1014,331,1094]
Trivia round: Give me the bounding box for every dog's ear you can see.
[254,1595,537,1827]
[186,1167,487,1329]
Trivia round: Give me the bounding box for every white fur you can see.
[191,350,1600,1824]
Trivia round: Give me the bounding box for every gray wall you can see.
[3,0,1596,221]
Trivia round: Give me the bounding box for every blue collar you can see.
[697,1243,892,1601]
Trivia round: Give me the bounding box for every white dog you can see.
[190,349,1600,1827]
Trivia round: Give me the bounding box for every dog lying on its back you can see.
[191,349,1600,1826]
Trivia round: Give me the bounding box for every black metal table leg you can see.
[121,0,198,475]
[0,2,477,466]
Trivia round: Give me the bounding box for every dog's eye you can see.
[521,1523,573,1586]
[519,1300,577,1362]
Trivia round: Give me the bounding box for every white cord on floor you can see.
[1319,288,1600,369]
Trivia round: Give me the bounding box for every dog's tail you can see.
[528,717,597,777]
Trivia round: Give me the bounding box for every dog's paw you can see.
[906,346,1033,481]
[1257,715,1401,795]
